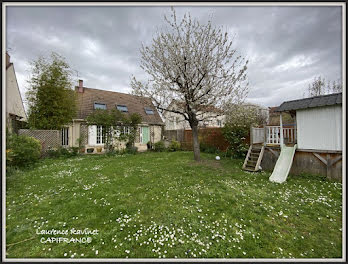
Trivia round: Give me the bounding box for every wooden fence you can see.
[164,128,235,151]
[250,125,297,146]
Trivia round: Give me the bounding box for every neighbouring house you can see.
[247,92,343,180]
[268,106,294,126]
[6,52,27,133]
[163,100,226,130]
[163,101,269,130]
[62,80,164,152]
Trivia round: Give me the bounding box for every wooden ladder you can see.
[242,144,265,172]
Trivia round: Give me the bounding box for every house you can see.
[268,106,294,126]
[6,52,27,133]
[163,100,226,130]
[63,80,164,152]
[163,100,269,130]
[247,92,343,180]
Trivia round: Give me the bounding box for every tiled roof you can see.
[75,87,164,125]
[276,93,342,112]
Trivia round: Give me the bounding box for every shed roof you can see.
[276,92,342,112]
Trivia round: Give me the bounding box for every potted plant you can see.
[96,147,102,153]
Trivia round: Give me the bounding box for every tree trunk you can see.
[192,124,200,161]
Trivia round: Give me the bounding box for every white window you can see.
[96,125,105,144]
[145,107,154,115]
[116,105,128,112]
[94,103,106,109]
[62,127,69,146]
[217,120,222,127]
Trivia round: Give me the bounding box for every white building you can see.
[163,101,225,130]
[258,92,343,180]
[6,52,27,132]
[277,92,342,151]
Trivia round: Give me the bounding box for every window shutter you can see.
[88,125,97,145]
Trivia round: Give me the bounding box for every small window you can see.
[217,120,222,127]
[145,107,154,115]
[94,103,106,110]
[116,105,128,112]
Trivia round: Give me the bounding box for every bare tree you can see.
[131,8,249,161]
[305,76,342,97]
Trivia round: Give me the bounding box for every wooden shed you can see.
[245,93,343,181]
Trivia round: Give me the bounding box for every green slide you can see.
[269,144,297,183]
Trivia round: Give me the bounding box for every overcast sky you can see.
[6,4,342,108]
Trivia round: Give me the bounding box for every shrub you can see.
[223,103,266,158]
[69,147,79,156]
[46,147,79,158]
[168,140,181,152]
[153,141,166,152]
[6,134,41,168]
[199,142,219,154]
[222,124,249,158]
[106,149,121,156]
[46,147,61,158]
[125,146,138,155]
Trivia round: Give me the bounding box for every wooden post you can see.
[326,153,332,179]
[294,114,297,143]
[250,127,253,146]
[279,112,284,148]
[264,125,267,146]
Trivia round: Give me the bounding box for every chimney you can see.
[78,79,84,93]
[6,52,10,68]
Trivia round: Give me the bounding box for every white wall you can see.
[164,111,225,130]
[85,124,161,150]
[297,105,342,151]
[6,65,27,121]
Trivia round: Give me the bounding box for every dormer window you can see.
[116,105,128,112]
[94,103,106,110]
[145,107,154,115]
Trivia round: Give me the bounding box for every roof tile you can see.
[75,87,164,125]
[276,92,342,112]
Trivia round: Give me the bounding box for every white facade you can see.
[6,64,27,124]
[85,124,162,152]
[297,105,342,151]
[164,110,225,130]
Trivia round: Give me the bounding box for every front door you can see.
[141,126,150,144]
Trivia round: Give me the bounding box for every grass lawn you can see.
[6,151,342,259]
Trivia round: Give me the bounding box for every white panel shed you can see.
[297,105,342,151]
[276,92,342,152]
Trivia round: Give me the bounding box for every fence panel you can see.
[251,127,265,144]
[182,128,230,151]
[163,129,185,142]
[18,129,61,156]
[265,126,297,145]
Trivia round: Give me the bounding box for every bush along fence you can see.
[18,129,61,157]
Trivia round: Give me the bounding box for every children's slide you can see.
[269,144,297,183]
